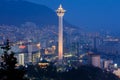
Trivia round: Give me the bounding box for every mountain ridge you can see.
[0,0,59,26]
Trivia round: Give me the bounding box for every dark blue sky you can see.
[26,0,120,32]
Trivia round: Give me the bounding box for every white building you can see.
[18,53,24,66]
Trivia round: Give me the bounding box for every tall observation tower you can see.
[56,4,66,61]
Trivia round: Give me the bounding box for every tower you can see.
[56,4,66,61]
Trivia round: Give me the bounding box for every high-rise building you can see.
[56,4,66,61]
[18,53,24,66]
[28,40,32,63]
[88,54,101,68]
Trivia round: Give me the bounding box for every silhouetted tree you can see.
[0,39,29,80]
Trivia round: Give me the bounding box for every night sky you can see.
[26,0,120,32]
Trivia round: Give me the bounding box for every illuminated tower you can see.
[56,4,66,60]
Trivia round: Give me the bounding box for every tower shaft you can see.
[58,16,63,60]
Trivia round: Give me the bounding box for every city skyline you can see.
[0,0,120,80]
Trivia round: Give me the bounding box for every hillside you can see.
[0,0,58,26]
[27,65,120,80]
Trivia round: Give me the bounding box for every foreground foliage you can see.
[27,64,120,80]
[0,39,29,80]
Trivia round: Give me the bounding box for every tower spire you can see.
[59,4,62,8]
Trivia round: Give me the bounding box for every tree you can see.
[0,39,29,80]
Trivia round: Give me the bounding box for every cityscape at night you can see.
[0,0,120,80]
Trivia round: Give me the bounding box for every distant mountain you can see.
[0,0,59,26]
[0,0,80,42]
